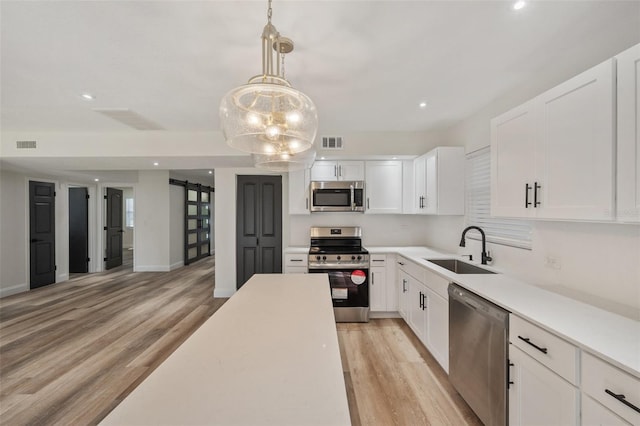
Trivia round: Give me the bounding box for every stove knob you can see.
[322,256,327,261]
[351,255,356,260]
[337,255,341,261]
[357,255,362,260]
[316,255,321,261]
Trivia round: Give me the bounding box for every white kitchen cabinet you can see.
[616,43,640,223]
[310,161,364,181]
[369,255,387,312]
[397,269,410,321]
[288,169,311,215]
[581,351,640,425]
[408,278,427,342]
[491,58,615,221]
[491,100,538,218]
[365,161,403,214]
[424,286,448,372]
[508,345,579,426]
[582,394,631,426]
[284,254,308,274]
[413,147,465,215]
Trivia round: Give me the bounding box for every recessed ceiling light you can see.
[392,157,398,160]
[153,162,159,166]
[208,170,213,175]
[320,157,325,160]
[513,1,526,10]
[419,101,427,108]
[81,93,95,100]
[94,178,99,182]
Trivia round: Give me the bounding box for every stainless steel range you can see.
[308,227,370,322]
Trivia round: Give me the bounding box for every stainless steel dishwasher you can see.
[448,283,509,426]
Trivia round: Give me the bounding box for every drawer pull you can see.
[605,389,640,414]
[372,259,385,262]
[517,335,548,354]
[290,259,303,262]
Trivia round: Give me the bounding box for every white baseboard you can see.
[0,283,29,298]
[134,265,171,272]
[169,261,184,271]
[213,288,235,298]
[369,311,402,319]
[57,273,69,282]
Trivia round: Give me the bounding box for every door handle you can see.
[117,230,125,233]
[30,238,43,243]
[525,183,532,208]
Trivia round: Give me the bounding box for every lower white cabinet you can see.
[424,286,448,372]
[408,279,427,341]
[369,254,397,312]
[283,253,308,274]
[508,345,579,426]
[396,264,411,321]
[582,394,631,426]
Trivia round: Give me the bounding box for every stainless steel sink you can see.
[425,258,497,274]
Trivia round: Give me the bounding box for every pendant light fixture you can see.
[253,147,317,172]
[219,0,318,161]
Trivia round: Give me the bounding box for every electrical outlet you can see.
[545,256,561,270]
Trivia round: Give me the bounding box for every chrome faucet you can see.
[459,226,492,265]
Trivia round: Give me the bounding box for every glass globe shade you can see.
[220,82,318,155]
[253,148,316,172]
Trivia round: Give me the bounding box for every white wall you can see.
[169,184,184,270]
[0,169,28,296]
[134,170,171,272]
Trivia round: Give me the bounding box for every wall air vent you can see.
[320,136,343,150]
[93,108,164,130]
[16,140,37,149]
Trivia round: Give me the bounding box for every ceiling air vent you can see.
[320,136,343,150]
[16,140,37,149]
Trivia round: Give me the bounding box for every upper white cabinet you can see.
[288,169,311,215]
[365,161,403,214]
[413,147,465,215]
[310,160,364,181]
[616,43,640,223]
[491,58,616,221]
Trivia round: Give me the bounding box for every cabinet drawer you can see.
[422,267,449,300]
[285,254,308,267]
[582,394,631,426]
[370,254,386,265]
[396,256,424,282]
[510,315,579,385]
[582,352,640,425]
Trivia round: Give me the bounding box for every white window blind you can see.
[465,147,532,249]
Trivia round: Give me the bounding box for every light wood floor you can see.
[0,255,224,425]
[338,319,482,426]
[1,259,480,426]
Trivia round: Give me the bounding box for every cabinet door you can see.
[288,169,310,215]
[408,279,427,342]
[414,155,427,214]
[370,266,387,312]
[423,151,438,214]
[284,266,308,274]
[509,345,579,426]
[365,161,403,214]
[617,43,640,223]
[491,100,538,218]
[397,269,410,320]
[536,59,615,221]
[424,287,448,373]
[338,161,365,180]
[310,161,338,181]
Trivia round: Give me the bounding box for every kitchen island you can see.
[100,273,350,426]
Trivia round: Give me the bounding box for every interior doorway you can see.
[69,187,89,273]
[103,186,134,271]
[29,180,56,289]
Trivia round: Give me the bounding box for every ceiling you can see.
[1,0,639,181]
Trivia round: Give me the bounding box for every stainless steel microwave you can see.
[310,181,365,212]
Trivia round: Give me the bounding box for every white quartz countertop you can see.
[366,246,640,377]
[101,274,351,426]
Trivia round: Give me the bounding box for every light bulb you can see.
[287,111,301,124]
[266,125,280,140]
[247,113,261,126]
[263,144,276,154]
[289,140,300,149]
[280,153,291,160]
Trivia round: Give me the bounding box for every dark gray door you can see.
[29,180,56,289]
[105,187,123,270]
[69,187,89,273]
[236,175,282,288]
